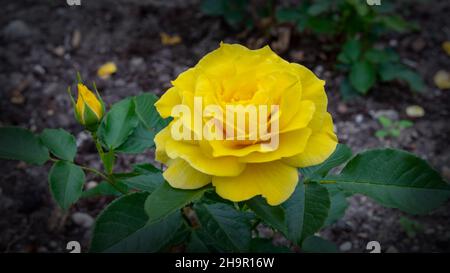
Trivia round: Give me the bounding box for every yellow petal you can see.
[154,87,182,118]
[283,113,337,167]
[163,158,211,189]
[154,126,171,164]
[434,70,450,90]
[239,128,311,163]
[443,41,450,56]
[76,83,103,120]
[290,63,328,131]
[212,160,299,205]
[280,100,316,133]
[97,62,117,79]
[165,137,246,176]
[160,32,182,46]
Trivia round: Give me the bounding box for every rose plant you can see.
[0,44,449,253]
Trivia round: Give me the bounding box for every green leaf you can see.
[282,182,330,244]
[201,0,226,16]
[195,203,253,252]
[90,192,148,252]
[115,123,155,154]
[40,129,77,161]
[301,144,353,181]
[118,170,164,193]
[340,39,361,63]
[340,77,360,100]
[379,15,411,32]
[276,8,303,23]
[133,163,161,174]
[97,98,139,149]
[249,238,292,253]
[379,63,425,92]
[306,17,336,34]
[364,48,400,64]
[325,149,450,214]
[48,161,85,210]
[186,230,210,253]
[323,185,349,226]
[145,182,209,224]
[307,0,331,16]
[134,93,160,129]
[375,130,388,138]
[349,60,376,94]
[246,196,286,233]
[90,192,183,253]
[346,0,369,16]
[378,116,392,128]
[0,127,49,165]
[81,181,123,198]
[301,236,338,253]
[398,120,413,129]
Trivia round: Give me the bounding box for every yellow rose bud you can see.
[75,83,104,127]
[154,43,338,205]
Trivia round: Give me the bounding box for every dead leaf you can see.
[442,41,450,56]
[406,105,425,118]
[71,30,81,49]
[271,27,291,54]
[433,70,450,89]
[160,32,182,46]
[97,62,117,79]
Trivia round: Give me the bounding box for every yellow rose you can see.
[154,43,337,205]
[75,83,104,127]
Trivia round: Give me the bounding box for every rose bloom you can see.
[154,43,337,205]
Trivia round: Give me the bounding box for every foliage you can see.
[275,0,425,97]
[375,116,413,139]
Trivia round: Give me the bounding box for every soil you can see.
[0,0,449,253]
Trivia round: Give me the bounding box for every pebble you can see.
[53,46,65,57]
[339,242,352,252]
[441,166,450,182]
[85,181,98,190]
[71,212,94,228]
[355,114,364,124]
[370,109,399,120]
[3,20,32,40]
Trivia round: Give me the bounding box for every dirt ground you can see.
[0,0,449,253]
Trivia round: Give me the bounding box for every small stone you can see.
[130,57,144,68]
[85,181,98,190]
[412,38,426,52]
[339,241,352,252]
[3,20,32,40]
[33,64,46,75]
[406,105,425,118]
[289,50,305,62]
[337,103,348,114]
[425,228,435,235]
[370,109,399,120]
[441,166,450,182]
[71,30,82,49]
[355,114,364,123]
[53,46,65,57]
[72,212,94,228]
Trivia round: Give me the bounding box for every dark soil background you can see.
[0,0,449,253]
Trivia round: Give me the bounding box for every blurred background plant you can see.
[201,0,425,99]
[375,116,413,139]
